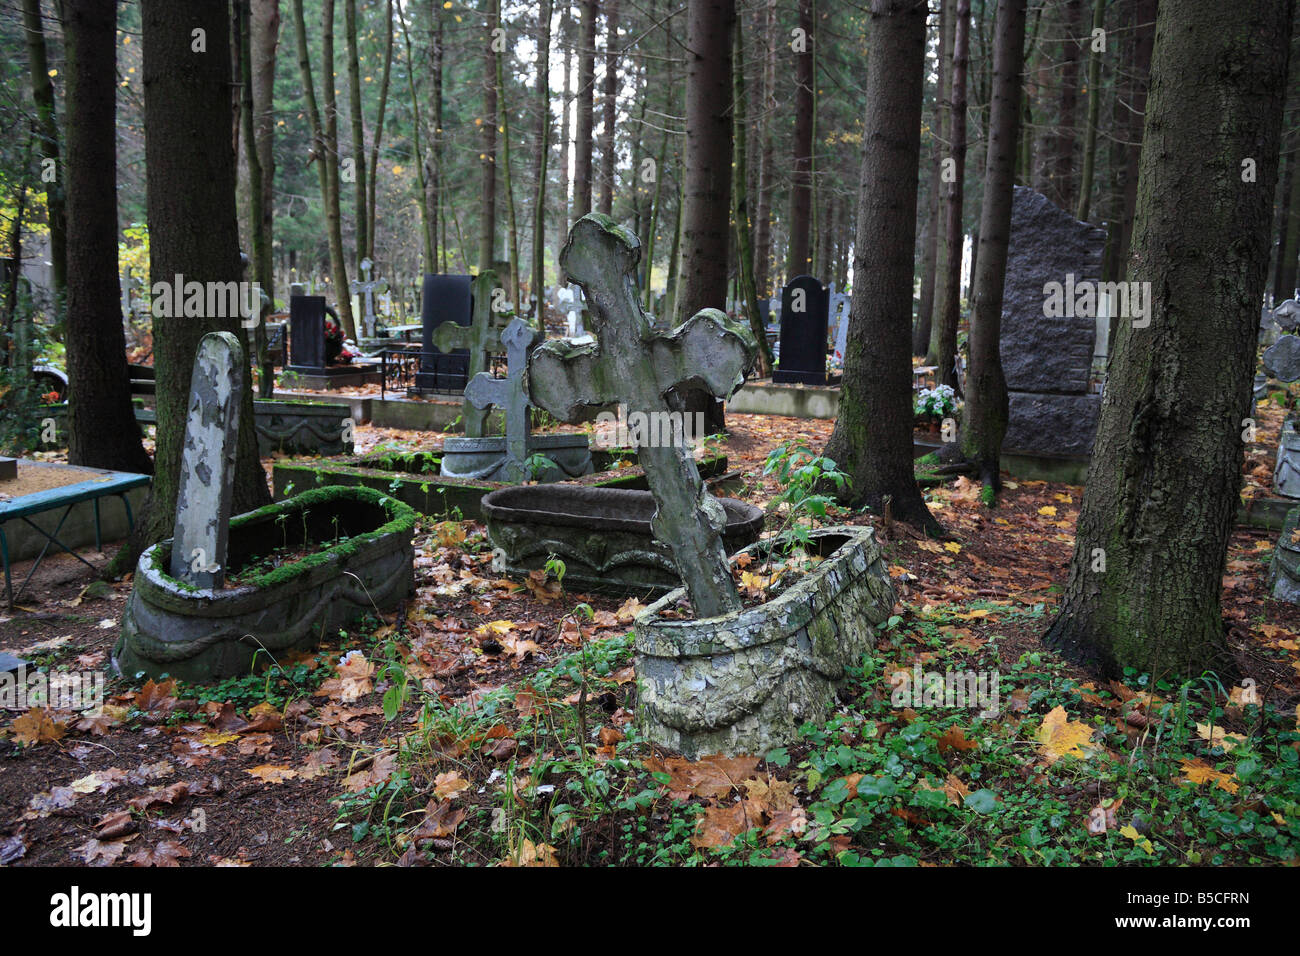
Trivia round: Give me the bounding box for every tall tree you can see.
[20,0,67,312]
[113,0,272,574]
[533,0,554,322]
[573,0,597,220]
[1075,0,1105,221]
[479,0,499,271]
[597,0,620,216]
[63,0,151,474]
[496,0,521,301]
[785,0,815,278]
[823,0,941,534]
[732,17,772,375]
[753,0,778,297]
[249,0,280,396]
[920,0,953,360]
[344,0,368,270]
[367,0,394,262]
[934,0,970,392]
[960,0,1025,491]
[1048,0,1084,208]
[1044,0,1292,677]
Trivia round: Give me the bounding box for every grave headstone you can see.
[529,214,757,619]
[424,271,505,434]
[999,187,1107,458]
[414,274,474,392]
[170,333,244,590]
[286,295,329,373]
[349,258,388,338]
[773,275,830,385]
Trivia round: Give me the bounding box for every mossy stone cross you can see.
[528,214,757,618]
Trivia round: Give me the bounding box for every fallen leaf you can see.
[1036,706,1098,764]
[246,765,298,784]
[10,708,68,746]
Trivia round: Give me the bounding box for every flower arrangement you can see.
[915,384,957,419]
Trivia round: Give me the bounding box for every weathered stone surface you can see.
[529,214,757,619]
[1003,391,1101,458]
[1275,298,1300,332]
[116,486,415,682]
[482,485,763,594]
[1264,335,1300,383]
[1275,419,1300,498]
[1001,187,1106,394]
[1269,506,1300,603]
[253,400,354,457]
[633,526,896,757]
[0,651,27,674]
[440,433,593,482]
[171,333,243,590]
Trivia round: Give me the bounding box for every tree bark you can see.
[21,0,67,312]
[785,0,815,278]
[1044,0,1292,679]
[397,0,435,273]
[250,0,280,395]
[935,0,970,393]
[753,0,777,298]
[477,0,500,272]
[368,0,394,262]
[823,0,941,535]
[922,0,953,361]
[63,0,151,474]
[1113,0,1156,279]
[495,0,521,301]
[598,0,620,217]
[533,0,553,322]
[1049,0,1083,209]
[573,0,597,220]
[345,0,368,271]
[960,0,1025,491]
[1075,0,1104,221]
[732,19,772,375]
[558,4,573,240]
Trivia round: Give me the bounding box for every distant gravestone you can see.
[427,271,505,434]
[529,214,757,619]
[999,187,1107,458]
[287,295,329,373]
[170,333,244,590]
[462,317,541,483]
[773,275,829,385]
[415,274,474,392]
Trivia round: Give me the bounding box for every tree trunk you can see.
[251,0,280,396]
[397,0,435,273]
[960,0,1025,491]
[344,0,368,271]
[753,0,777,298]
[21,0,67,312]
[598,0,620,216]
[495,0,521,302]
[1050,0,1083,209]
[112,0,272,575]
[1044,0,1292,679]
[367,0,394,262]
[573,0,597,221]
[558,4,573,240]
[823,0,941,535]
[922,0,952,361]
[732,19,772,375]
[1075,0,1104,220]
[63,0,151,475]
[1114,0,1156,278]
[533,0,553,323]
[1278,127,1300,301]
[786,0,815,277]
[477,0,499,272]
[935,0,969,393]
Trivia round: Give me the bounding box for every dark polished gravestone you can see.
[773,275,830,385]
[285,295,379,389]
[414,274,474,392]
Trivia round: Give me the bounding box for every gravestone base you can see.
[440,433,593,482]
[1269,506,1300,603]
[632,526,895,757]
[253,400,354,457]
[285,366,382,390]
[1003,391,1102,458]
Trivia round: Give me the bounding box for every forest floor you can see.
[1,407,1297,867]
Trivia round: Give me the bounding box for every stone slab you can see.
[1003,390,1101,458]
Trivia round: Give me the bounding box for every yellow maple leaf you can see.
[943,542,962,554]
[476,620,515,637]
[1035,705,1097,764]
[434,771,470,800]
[10,708,67,746]
[198,730,242,747]
[1179,758,1239,794]
[1196,723,1247,751]
[246,765,297,784]
[1038,506,1058,517]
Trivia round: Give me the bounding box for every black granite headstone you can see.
[415,274,474,391]
[773,275,829,385]
[287,295,328,373]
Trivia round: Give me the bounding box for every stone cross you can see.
[170,332,244,590]
[350,258,388,338]
[463,317,541,483]
[529,214,757,618]
[431,270,508,437]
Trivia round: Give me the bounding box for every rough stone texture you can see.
[171,333,243,590]
[428,271,506,435]
[253,400,354,457]
[440,433,593,482]
[773,275,829,385]
[482,485,763,595]
[1003,391,1101,458]
[633,526,896,757]
[116,486,415,682]
[1001,187,1106,394]
[1269,506,1300,603]
[1275,419,1300,498]
[1264,335,1300,383]
[529,214,757,620]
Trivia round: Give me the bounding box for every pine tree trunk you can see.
[935,0,970,393]
[1044,0,1292,678]
[573,0,597,220]
[1075,0,1104,220]
[397,0,435,273]
[960,0,1025,490]
[558,5,573,240]
[1050,0,1083,209]
[251,0,280,395]
[732,20,772,375]
[495,0,521,302]
[597,0,619,216]
[367,0,394,262]
[64,0,151,475]
[20,0,66,311]
[478,0,500,272]
[823,0,941,535]
[1277,130,1300,301]
[1114,0,1156,278]
[344,0,368,272]
[112,0,272,575]
[923,0,953,362]
[753,0,777,297]
[533,0,553,322]
[786,0,815,277]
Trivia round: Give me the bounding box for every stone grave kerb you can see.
[170,332,244,590]
[432,269,507,437]
[528,213,757,619]
[462,316,541,484]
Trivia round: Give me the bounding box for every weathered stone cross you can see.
[349,258,388,338]
[431,269,508,437]
[529,214,757,618]
[170,332,244,590]
[463,316,541,484]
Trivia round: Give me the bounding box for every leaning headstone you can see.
[529,214,756,619]
[414,274,474,392]
[170,333,243,590]
[999,187,1107,458]
[772,275,830,385]
[427,271,506,434]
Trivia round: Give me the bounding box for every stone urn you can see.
[439,433,594,482]
[115,486,415,682]
[632,526,896,757]
[481,485,764,595]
